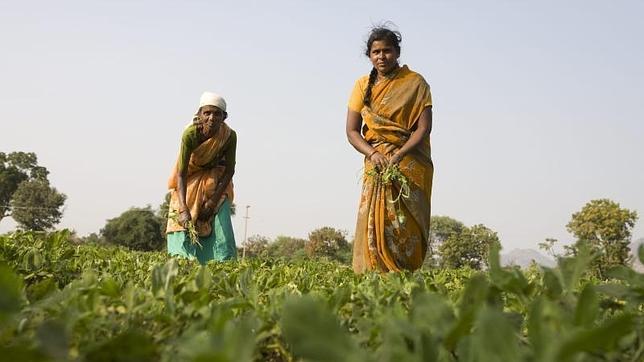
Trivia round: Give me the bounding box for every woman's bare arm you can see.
[177,170,191,226]
[346,108,388,169]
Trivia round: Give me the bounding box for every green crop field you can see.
[1,230,642,361]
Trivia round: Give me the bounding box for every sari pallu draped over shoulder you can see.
[351,65,433,273]
[166,123,234,237]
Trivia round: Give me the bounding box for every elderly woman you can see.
[166,91,237,264]
[346,27,433,273]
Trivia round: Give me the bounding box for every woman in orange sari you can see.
[346,27,433,273]
[166,91,237,264]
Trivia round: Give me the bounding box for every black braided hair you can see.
[363,67,378,107]
[363,26,402,107]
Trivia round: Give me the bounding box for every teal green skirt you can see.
[167,199,237,264]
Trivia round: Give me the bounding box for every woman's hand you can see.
[388,152,404,166]
[178,209,192,228]
[369,151,388,170]
[198,199,217,221]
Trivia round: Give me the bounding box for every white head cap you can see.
[199,91,226,112]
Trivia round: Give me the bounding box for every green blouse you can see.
[177,125,237,173]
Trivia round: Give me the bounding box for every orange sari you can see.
[349,65,433,273]
[166,123,234,237]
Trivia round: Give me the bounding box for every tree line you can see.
[1,151,640,277]
[0,152,66,230]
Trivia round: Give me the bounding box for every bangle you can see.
[367,149,378,159]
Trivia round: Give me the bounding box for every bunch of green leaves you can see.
[365,164,411,224]
[168,210,201,248]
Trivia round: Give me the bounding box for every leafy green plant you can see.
[0,230,642,361]
[365,164,410,224]
[168,210,201,248]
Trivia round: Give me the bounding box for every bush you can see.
[265,235,305,260]
[101,206,165,251]
[306,227,350,263]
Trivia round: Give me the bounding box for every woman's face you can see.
[369,40,400,75]
[198,105,226,135]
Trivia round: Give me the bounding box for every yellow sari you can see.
[349,65,433,273]
[166,123,234,237]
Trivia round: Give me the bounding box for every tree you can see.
[430,216,465,245]
[306,227,351,263]
[10,180,66,231]
[438,224,500,269]
[81,232,104,244]
[427,216,466,266]
[242,234,270,258]
[101,206,165,251]
[158,193,170,219]
[538,237,559,259]
[0,151,50,223]
[566,199,638,278]
[267,236,307,260]
[158,192,171,236]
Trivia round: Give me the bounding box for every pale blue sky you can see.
[1,0,643,252]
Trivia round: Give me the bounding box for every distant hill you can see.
[501,248,556,268]
[630,238,644,273]
[500,239,643,271]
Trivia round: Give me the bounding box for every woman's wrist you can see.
[204,198,218,211]
[367,149,378,159]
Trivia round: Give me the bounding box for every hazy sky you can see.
[1,0,643,252]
